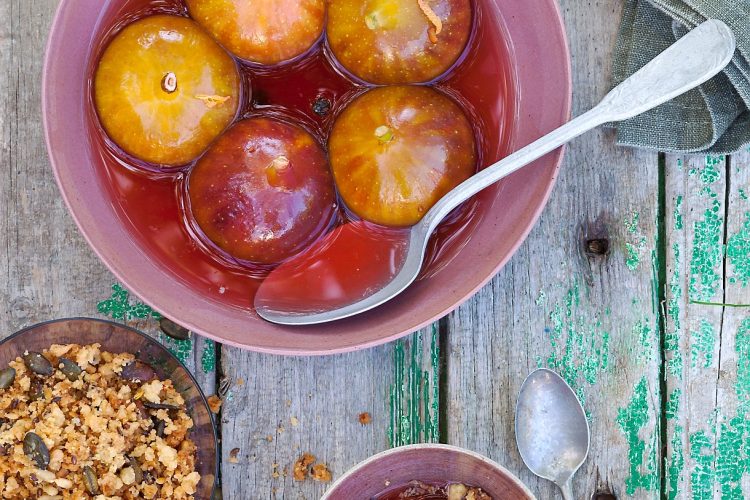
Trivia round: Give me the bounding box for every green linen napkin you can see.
[612,0,750,154]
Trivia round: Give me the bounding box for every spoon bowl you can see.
[515,368,590,500]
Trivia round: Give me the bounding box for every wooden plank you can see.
[664,149,750,499]
[445,1,663,498]
[220,328,440,499]
[0,0,215,396]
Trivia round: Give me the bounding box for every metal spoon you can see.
[515,368,589,500]
[256,19,736,325]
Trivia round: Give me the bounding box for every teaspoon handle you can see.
[420,19,735,235]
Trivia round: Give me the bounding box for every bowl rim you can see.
[0,317,219,499]
[320,443,537,499]
[42,0,573,356]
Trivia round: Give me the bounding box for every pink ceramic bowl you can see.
[321,444,535,499]
[42,0,571,355]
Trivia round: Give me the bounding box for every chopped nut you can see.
[358,412,372,425]
[293,453,316,481]
[228,448,241,464]
[311,463,332,483]
[290,416,299,427]
[207,394,222,414]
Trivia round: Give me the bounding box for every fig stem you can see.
[375,126,394,144]
[161,72,177,93]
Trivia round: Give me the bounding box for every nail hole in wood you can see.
[585,238,610,256]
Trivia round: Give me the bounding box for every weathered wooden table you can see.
[3,1,749,498]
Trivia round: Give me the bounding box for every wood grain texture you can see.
[219,328,440,499]
[664,151,750,499]
[445,1,663,498]
[0,0,215,391]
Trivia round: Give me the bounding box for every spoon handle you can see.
[560,479,574,500]
[420,19,735,234]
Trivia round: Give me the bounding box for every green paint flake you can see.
[97,283,162,321]
[666,389,681,420]
[625,212,640,234]
[389,327,439,447]
[739,188,749,201]
[674,195,684,230]
[633,320,655,362]
[201,340,216,373]
[727,213,750,287]
[666,243,684,377]
[691,155,723,184]
[623,212,648,271]
[617,378,659,495]
[667,425,685,500]
[535,290,547,306]
[157,333,193,365]
[689,430,715,499]
[689,199,724,301]
[690,319,716,369]
[543,283,610,408]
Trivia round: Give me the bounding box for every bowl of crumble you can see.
[0,318,217,499]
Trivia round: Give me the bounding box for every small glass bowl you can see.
[0,317,217,499]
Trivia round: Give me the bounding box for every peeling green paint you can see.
[625,212,640,234]
[389,327,440,447]
[739,188,749,201]
[666,243,684,377]
[689,199,724,301]
[617,378,659,495]
[201,340,216,373]
[624,212,648,271]
[542,283,610,408]
[157,333,193,365]
[689,155,723,183]
[690,430,715,499]
[97,283,162,321]
[690,319,716,369]
[674,195,684,230]
[727,212,750,287]
[666,389,681,420]
[667,425,684,500]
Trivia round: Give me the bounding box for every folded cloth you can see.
[612,0,750,154]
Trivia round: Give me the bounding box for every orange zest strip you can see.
[195,94,231,108]
[417,0,443,39]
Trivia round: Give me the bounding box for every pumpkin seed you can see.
[28,379,44,402]
[143,401,182,411]
[153,418,165,438]
[120,361,157,383]
[128,456,143,484]
[0,367,15,389]
[159,317,191,341]
[23,352,53,376]
[83,465,99,495]
[23,432,50,469]
[58,358,82,381]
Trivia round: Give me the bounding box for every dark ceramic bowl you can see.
[0,318,217,500]
[321,444,535,499]
[42,0,571,354]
